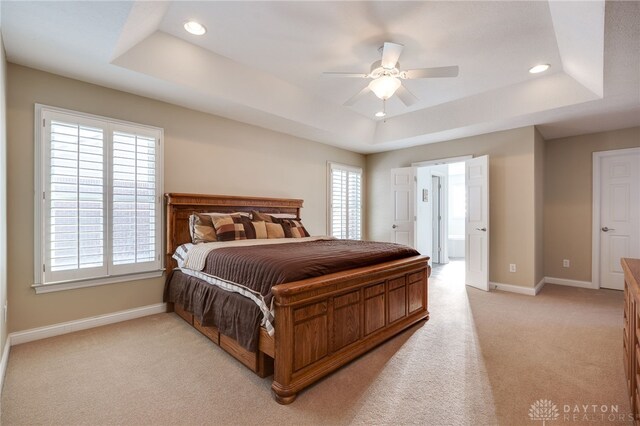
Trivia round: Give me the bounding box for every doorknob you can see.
[476,227,487,232]
[392,224,398,229]
[601,226,615,232]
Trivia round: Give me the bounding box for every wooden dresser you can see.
[623,258,640,423]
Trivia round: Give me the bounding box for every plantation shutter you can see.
[38,108,162,287]
[329,163,362,240]
[45,116,108,283]
[111,128,159,273]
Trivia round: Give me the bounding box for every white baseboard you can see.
[545,276,596,289]
[534,278,546,295]
[490,281,537,296]
[0,335,10,395]
[9,303,167,346]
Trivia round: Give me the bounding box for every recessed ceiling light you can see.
[529,64,550,74]
[375,111,386,118]
[184,21,206,36]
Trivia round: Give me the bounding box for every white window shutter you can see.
[45,117,108,283]
[111,130,159,272]
[36,106,163,287]
[329,163,362,240]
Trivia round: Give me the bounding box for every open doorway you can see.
[415,161,466,283]
[391,155,489,290]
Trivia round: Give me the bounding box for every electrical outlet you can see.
[563,259,570,268]
[509,264,516,273]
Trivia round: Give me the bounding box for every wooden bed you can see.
[165,193,430,404]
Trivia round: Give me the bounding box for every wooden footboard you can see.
[270,255,429,404]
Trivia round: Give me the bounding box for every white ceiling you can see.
[2,1,639,154]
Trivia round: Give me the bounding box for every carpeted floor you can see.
[0,270,630,425]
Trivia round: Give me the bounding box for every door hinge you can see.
[43,264,46,272]
[43,191,46,200]
[42,118,46,127]
[414,176,417,182]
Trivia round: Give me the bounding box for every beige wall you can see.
[0,24,8,352]
[544,126,640,282]
[534,128,545,286]
[367,126,538,288]
[7,64,364,333]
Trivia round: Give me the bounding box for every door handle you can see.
[392,224,398,229]
[476,227,487,232]
[601,227,615,232]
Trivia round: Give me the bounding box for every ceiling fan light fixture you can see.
[184,21,207,36]
[368,76,401,100]
[529,64,550,74]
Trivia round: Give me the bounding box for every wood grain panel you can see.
[334,291,360,309]
[408,281,425,313]
[408,270,424,283]
[333,301,360,351]
[174,303,193,325]
[220,334,258,371]
[259,327,275,358]
[388,276,406,290]
[364,294,385,335]
[194,318,220,344]
[294,302,328,323]
[293,315,328,371]
[364,282,385,298]
[388,285,407,323]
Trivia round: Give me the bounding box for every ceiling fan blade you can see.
[343,85,372,106]
[402,66,459,79]
[381,42,404,69]
[323,72,369,78]
[396,84,419,106]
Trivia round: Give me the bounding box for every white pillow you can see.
[269,213,298,219]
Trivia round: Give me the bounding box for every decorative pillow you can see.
[281,219,310,238]
[203,211,251,219]
[212,215,247,241]
[239,216,256,239]
[252,211,276,223]
[265,222,285,239]
[269,213,299,219]
[190,212,217,243]
[251,221,268,239]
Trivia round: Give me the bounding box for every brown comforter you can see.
[165,239,420,351]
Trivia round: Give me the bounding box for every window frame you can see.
[327,161,363,240]
[33,104,164,293]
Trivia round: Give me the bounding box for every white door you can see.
[597,149,640,290]
[465,155,490,291]
[391,167,416,247]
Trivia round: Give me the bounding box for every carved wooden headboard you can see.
[164,193,303,271]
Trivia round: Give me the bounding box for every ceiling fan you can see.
[324,42,459,110]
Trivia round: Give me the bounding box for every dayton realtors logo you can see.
[529,400,634,423]
[529,399,560,425]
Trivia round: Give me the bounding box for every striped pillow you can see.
[251,221,268,239]
[212,215,247,241]
[281,219,310,238]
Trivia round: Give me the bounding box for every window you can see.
[34,105,163,292]
[328,162,362,240]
